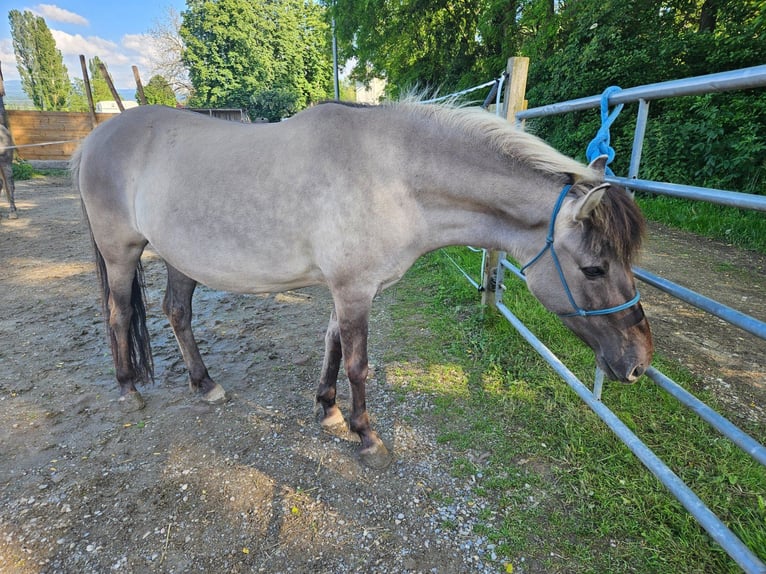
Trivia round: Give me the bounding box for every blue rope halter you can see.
[585,86,623,176]
[520,183,641,318]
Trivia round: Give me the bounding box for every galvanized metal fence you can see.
[437,63,766,572]
[502,64,766,574]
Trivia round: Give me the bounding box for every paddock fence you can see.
[5,110,113,161]
[438,60,765,573]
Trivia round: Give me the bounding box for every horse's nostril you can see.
[627,364,646,382]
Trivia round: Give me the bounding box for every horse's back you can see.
[75,106,364,293]
[75,104,429,295]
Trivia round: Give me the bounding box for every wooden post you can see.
[80,55,97,128]
[504,57,530,126]
[481,56,530,308]
[98,62,124,111]
[132,66,147,105]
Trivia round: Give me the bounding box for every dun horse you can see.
[72,103,653,467]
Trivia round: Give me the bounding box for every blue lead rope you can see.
[585,86,623,175]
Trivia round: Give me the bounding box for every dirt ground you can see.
[0,175,764,573]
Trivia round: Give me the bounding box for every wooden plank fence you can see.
[6,110,115,161]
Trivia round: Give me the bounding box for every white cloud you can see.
[51,30,119,57]
[2,15,173,90]
[34,4,89,27]
[1,38,19,81]
[49,29,149,88]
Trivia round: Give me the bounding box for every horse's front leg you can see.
[334,295,392,469]
[163,263,226,404]
[316,310,346,429]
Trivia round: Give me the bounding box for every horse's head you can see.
[521,157,653,383]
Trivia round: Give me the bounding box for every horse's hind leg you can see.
[101,250,153,412]
[162,263,226,404]
[316,310,346,429]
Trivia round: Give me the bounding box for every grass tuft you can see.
[637,195,766,255]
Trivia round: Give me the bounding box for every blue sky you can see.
[2,1,187,88]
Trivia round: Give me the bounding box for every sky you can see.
[1,1,187,89]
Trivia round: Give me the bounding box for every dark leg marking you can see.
[163,263,226,404]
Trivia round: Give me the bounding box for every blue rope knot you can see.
[585,86,623,175]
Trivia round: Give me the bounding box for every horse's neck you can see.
[406,138,554,261]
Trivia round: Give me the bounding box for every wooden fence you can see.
[6,110,114,161]
[6,108,252,161]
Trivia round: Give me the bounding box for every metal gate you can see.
[486,63,766,573]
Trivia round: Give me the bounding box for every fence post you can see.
[481,56,530,307]
[79,55,97,128]
[132,66,148,106]
[98,62,125,112]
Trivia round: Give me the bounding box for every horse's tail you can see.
[71,146,154,385]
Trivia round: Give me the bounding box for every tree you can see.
[147,6,192,99]
[517,0,766,193]
[332,0,502,98]
[248,87,299,122]
[180,0,333,120]
[88,56,113,103]
[8,9,71,110]
[66,57,114,111]
[143,75,177,106]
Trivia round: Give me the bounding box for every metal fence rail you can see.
[494,65,766,573]
[494,297,766,574]
[429,64,765,572]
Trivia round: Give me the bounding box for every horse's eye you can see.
[581,266,606,279]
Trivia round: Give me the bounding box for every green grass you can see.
[380,247,766,574]
[11,160,36,180]
[11,160,69,180]
[637,195,766,255]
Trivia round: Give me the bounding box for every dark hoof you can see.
[118,391,146,412]
[201,383,227,405]
[359,440,393,469]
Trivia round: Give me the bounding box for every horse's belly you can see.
[193,264,324,294]
[150,239,325,294]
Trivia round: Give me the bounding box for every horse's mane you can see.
[395,99,601,185]
[399,101,645,263]
[323,98,645,264]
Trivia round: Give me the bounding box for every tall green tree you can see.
[180,0,333,121]
[88,56,113,103]
[143,75,177,106]
[8,9,71,110]
[332,0,494,98]
[518,0,766,193]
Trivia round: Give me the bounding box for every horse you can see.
[71,102,653,468]
[0,125,18,219]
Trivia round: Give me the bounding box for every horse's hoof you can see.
[118,391,146,412]
[359,440,393,469]
[201,383,227,404]
[8,212,18,220]
[319,407,346,429]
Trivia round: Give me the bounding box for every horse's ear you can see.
[573,183,608,221]
[587,155,609,176]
